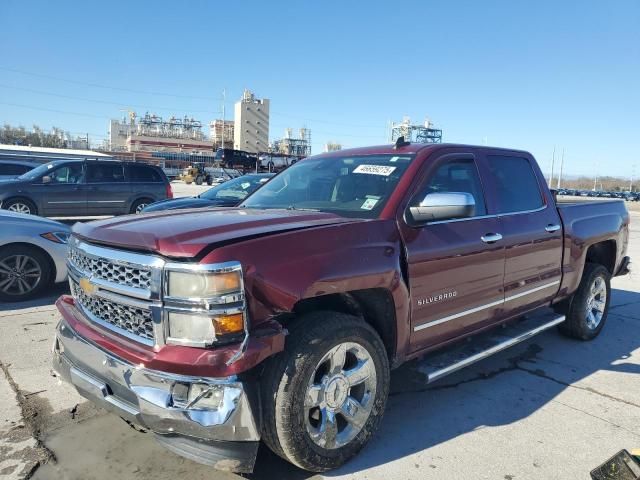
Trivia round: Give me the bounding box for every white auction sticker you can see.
[361,198,378,210]
[353,164,396,176]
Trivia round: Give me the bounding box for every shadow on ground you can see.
[0,282,68,312]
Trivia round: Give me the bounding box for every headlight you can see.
[167,270,241,298]
[41,232,70,244]
[167,311,245,346]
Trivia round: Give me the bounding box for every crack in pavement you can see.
[390,344,640,411]
[544,396,640,440]
[0,362,56,478]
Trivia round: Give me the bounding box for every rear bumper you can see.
[52,318,260,472]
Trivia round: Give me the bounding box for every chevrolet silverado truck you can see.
[52,141,631,473]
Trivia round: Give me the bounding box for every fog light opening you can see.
[171,382,225,410]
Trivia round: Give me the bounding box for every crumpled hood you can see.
[72,207,360,258]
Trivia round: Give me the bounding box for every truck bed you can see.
[555,198,629,296]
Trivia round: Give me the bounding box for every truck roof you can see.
[316,142,532,158]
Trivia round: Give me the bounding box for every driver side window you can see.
[415,159,487,217]
[48,164,83,184]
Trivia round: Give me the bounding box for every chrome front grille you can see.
[69,246,152,290]
[70,280,155,342]
[67,238,163,345]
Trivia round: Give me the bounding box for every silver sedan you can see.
[0,210,70,302]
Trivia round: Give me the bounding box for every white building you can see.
[234,89,269,153]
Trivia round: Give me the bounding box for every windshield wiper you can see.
[286,205,319,212]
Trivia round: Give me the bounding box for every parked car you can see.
[53,142,630,473]
[0,160,39,180]
[0,210,70,301]
[0,159,172,216]
[142,173,274,212]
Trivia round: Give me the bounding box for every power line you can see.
[0,83,221,115]
[0,101,111,119]
[0,66,218,101]
[1,67,388,130]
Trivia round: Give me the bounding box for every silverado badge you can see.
[79,277,98,297]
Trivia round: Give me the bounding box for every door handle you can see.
[545,224,561,233]
[481,233,503,244]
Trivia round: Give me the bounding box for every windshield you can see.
[241,154,415,218]
[18,161,64,181]
[201,175,272,201]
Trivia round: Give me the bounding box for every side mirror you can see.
[409,192,476,223]
[42,175,52,184]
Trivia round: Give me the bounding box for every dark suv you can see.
[0,159,172,216]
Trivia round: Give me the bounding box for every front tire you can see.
[261,312,390,472]
[556,263,611,340]
[0,245,52,302]
[4,198,37,215]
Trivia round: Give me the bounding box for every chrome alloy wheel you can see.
[304,342,377,450]
[7,202,31,214]
[0,255,42,296]
[135,203,148,213]
[586,275,607,329]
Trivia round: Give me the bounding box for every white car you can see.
[0,210,70,302]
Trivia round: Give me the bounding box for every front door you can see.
[38,162,86,216]
[400,152,506,352]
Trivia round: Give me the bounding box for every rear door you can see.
[85,162,128,215]
[401,151,506,351]
[483,153,562,315]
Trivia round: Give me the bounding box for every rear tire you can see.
[3,198,37,216]
[206,176,213,186]
[261,311,390,472]
[0,244,52,302]
[556,263,611,340]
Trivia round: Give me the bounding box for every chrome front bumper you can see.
[52,319,260,472]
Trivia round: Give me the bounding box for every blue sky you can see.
[1,0,638,177]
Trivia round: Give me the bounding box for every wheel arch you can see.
[585,240,616,274]
[290,288,398,363]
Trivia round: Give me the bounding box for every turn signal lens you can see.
[213,313,244,335]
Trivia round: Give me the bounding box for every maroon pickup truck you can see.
[52,141,631,473]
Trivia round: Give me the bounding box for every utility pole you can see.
[221,88,226,151]
[631,164,636,192]
[549,146,556,187]
[556,148,564,189]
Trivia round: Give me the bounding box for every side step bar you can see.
[422,309,565,384]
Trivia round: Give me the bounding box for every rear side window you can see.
[416,159,487,217]
[0,164,31,175]
[86,163,125,183]
[487,156,543,213]
[129,165,162,182]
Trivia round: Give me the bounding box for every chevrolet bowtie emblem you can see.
[79,277,98,296]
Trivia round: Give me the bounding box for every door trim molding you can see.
[413,280,560,332]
